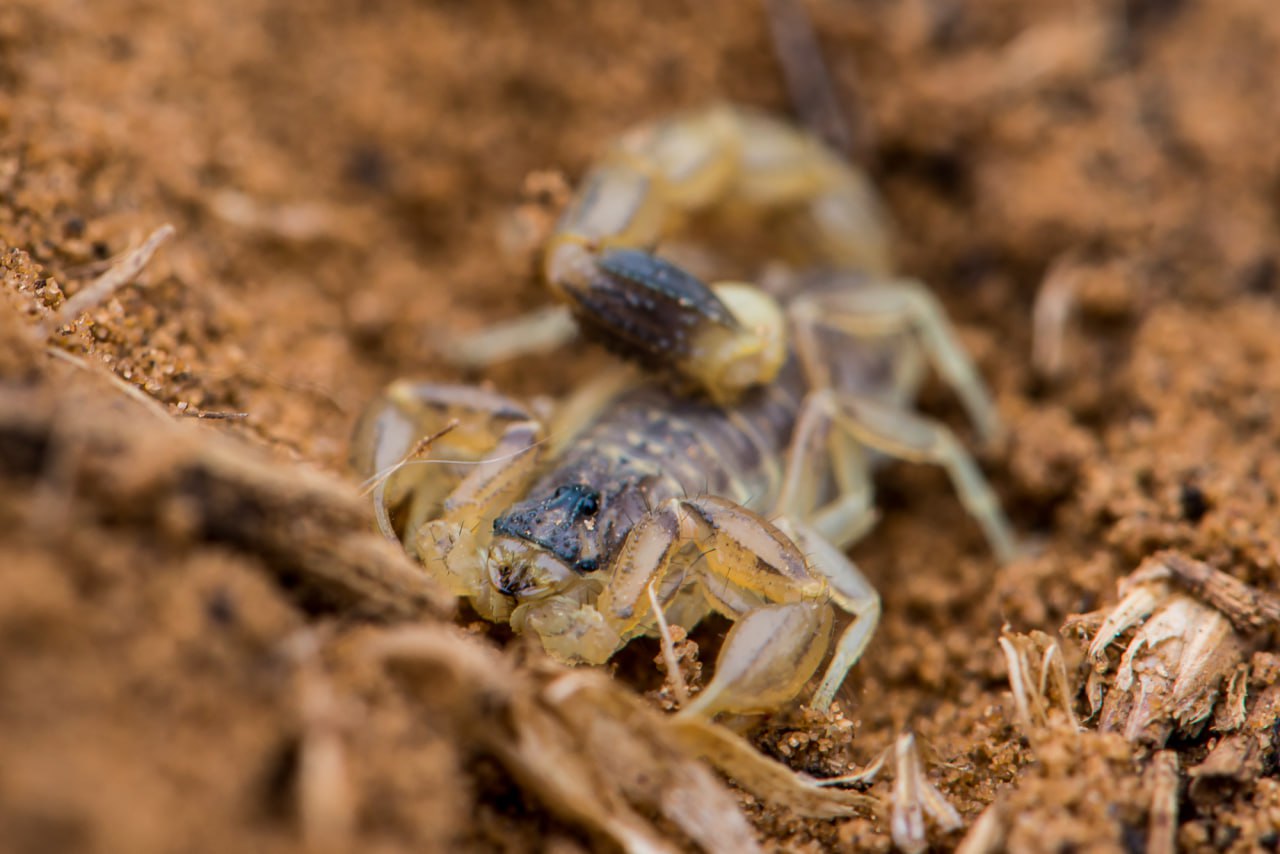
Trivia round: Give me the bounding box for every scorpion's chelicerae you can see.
[353,104,1016,722]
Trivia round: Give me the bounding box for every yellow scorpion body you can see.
[355,106,1014,721]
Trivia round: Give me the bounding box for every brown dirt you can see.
[2,0,1279,851]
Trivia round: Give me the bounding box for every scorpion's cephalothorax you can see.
[493,482,607,576]
[488,456,665,600]
[483,377,804,611]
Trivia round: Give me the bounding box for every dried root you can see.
[367,625,765,854]
[0,384,451,619]
[40,224,175,338]
[282,630,358,854]
[889,732,963,854]
[999,629,1080,740]
[1063,550,1280,746]
[1145,750,1179,854]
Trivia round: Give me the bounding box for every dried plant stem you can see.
[42,224,176,336]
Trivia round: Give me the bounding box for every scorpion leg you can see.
[596,495,839,718]
[828,392,1018,562]
[447,304,579,369]
[786,519,882,712]
[775,388,878,548]
[738,383,1012,711]
[772,391,888,711]
[790,277,1003,444]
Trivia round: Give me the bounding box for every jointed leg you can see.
[777,378,1015,562]
[595,495,835,719]
[768,380,1012,709]
[784,519,882,712]
[774,388,879,549]
[771,391,886,710]
[790,278,1003,444]
[832,392,1018,561]
[445,305,580,369]
[351,381,539,540]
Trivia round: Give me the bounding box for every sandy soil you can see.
[2,0,1279,851]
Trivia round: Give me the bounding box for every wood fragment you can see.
[1133,551,1280,633]
[1146,751,1179,854]
[0,386,452,619]
[45,346,172,420]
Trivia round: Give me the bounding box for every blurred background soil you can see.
[1,0,1279,851]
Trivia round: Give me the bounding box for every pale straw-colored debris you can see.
[368,625,879,854]
[1031,257,1080,381]
[953,633,1079,853]
[283,630,358,854]
[209,190,340,242]
[962,624,1191,853]
[810,730,961,854]
[955,798,1007,854]
[668,715,876,820]
[1062,550,1280,746]
[890,732,963,854]
[998,629,1080,739]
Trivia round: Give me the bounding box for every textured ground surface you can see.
[2,1,1279,851]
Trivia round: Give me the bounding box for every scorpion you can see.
[353,104,1017,722]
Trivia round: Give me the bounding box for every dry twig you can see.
[1146,751,1179,854]
[41,224,175,337]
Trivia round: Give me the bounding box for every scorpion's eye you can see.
[578,494,599,516]
[575,557,599,573]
